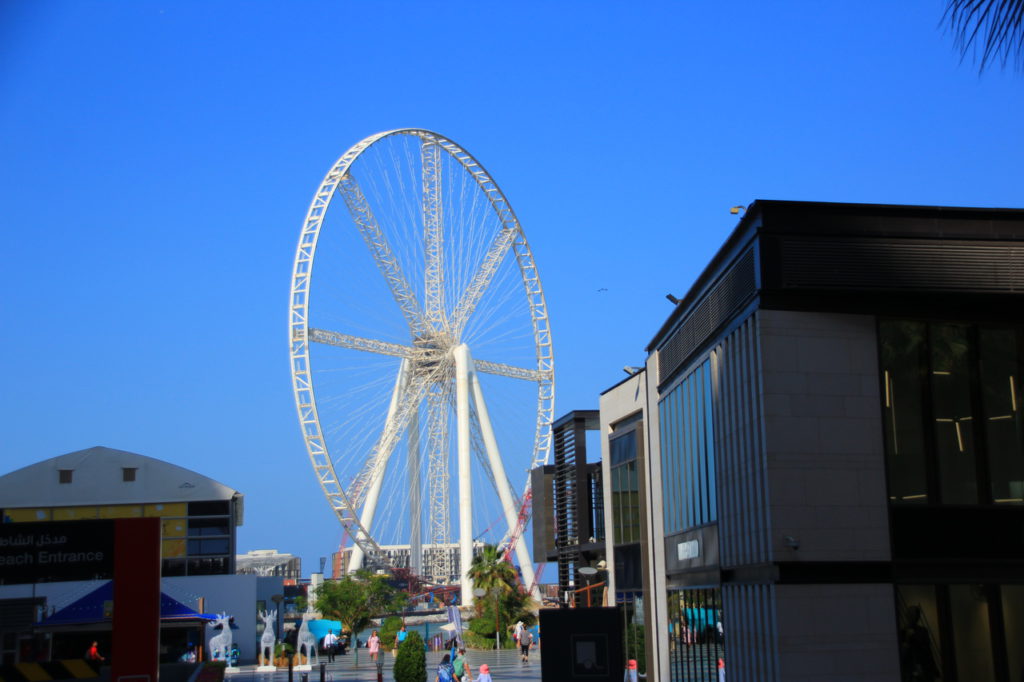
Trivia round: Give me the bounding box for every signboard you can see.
[0,519,115,584]
[677,539,700,561]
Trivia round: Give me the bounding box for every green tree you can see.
[394,630,426,682]
[944,0,1024,71]
[315,571,406,667]
[380,615,404,652]
[466,545,517,600]
[466,545,537,648]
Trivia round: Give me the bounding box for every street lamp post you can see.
[578,567,598,608]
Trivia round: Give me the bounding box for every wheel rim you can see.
[289,129,554,584]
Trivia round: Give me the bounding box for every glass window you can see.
[880,320,930,503]
[188,517,230,536]
[1001,585,1024,679]
[659,358,716,534]
[896,585,943,681]
[187,538,230,556]
[122,468,137,482]
[162,558,186,576]
[979,329,1024,504]
[188,556,229,575]
[949,585,995,681]
[188,501,230,516]
[931,324,978,504]
[58,470,72,484]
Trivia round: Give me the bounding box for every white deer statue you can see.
[208,613,233,662]
[258,609,277,667]
[296,606,318,667]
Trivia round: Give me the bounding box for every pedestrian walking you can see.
[395,625,408,656]
[323,630,338,662]
[368,630,381,663]
[476,664,491,682]
[519,628,534,662]
[436,654,455,682]
[454,648,471,682]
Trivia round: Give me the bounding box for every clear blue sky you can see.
[2,1,1021,576]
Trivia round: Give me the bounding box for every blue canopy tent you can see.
[36,580,219,630]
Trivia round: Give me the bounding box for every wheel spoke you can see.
[308,327,545,381]
[337,171,427,335]
[347,371,431,511]
[449,226,517,336]
[306,328,414,359]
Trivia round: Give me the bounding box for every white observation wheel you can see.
[289,129,553,603]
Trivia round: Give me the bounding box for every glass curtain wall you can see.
[880,321,1024,505]
[660,358,716,536]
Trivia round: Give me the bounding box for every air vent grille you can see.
[659,249,756,384]
[780,239,1024,292]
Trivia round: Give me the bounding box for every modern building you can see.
[0,446,243,577]
[601,201,1024,682]
[599,369,656,670]
[531,410,607,606]
[0,446,280,665]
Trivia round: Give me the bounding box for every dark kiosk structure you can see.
[632,201,1024,682]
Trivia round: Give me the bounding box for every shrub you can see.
[394,631,426,682]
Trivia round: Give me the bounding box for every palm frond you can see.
[944,0,1024,71]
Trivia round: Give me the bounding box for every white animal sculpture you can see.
[208,613,233,662]
[259,609,277,666]
[297,607,318,665]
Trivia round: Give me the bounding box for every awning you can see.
[36,581,218,630]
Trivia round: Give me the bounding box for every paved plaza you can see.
[226,649,542,682]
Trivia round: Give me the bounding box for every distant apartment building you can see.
[236,549,302,579]
[333,541,483,585]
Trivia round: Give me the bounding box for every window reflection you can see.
[881,321,1024,506]
[931,324,978,504]
[880,320,930,503]
[979,329,1024,504]
[659,358,716,533]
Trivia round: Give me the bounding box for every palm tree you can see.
[467,545,517,604]
[944,0,1024,71]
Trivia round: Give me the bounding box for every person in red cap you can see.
[476,664,492,682]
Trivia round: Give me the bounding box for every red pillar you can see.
[112,517,161,682]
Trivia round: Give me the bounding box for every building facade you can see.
[607,201,1024,682]
[0,446,281,665]
[0,446,243,577]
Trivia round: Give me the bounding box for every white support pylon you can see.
[454,344,475,606]
[348,358,409,574]
[466,348,540,600]
[408,404,423,577]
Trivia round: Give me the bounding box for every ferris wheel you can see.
[289,129,554,602]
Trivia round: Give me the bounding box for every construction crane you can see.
[502,487,532,562]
